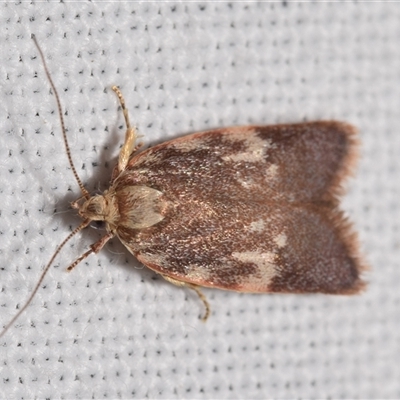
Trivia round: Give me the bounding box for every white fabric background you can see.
[0,2,399,399]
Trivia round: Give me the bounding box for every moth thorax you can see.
[116,185,168,230]
[79,193,118,225]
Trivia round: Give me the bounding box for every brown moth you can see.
[0,37,367,337]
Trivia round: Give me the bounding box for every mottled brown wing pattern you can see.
[119,122,357,204]
[111,122,365,294]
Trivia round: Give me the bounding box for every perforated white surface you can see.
[1,2,399,399]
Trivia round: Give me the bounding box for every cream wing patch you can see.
[171,137,205,153]
[273,232,287,248]
[222,129,272,163]
[232,251,279,285]
[249,219,266,233]
[265,163,279,179]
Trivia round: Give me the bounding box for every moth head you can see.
[72,192,118,225]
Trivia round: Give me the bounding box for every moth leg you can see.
[112,85,138,173]
[162,275,211,321]
[67,232,114,271]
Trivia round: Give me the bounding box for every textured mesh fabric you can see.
[0,2,399,399]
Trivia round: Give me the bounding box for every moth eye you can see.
[91,220,106,230]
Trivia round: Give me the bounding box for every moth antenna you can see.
[31,34,90,200]
[0,219,90,339]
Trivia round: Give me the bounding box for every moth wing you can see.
[113,120,364,294]
[121,121,357,204]
[131,199,365,294]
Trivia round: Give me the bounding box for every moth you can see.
[0,37,366,337]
